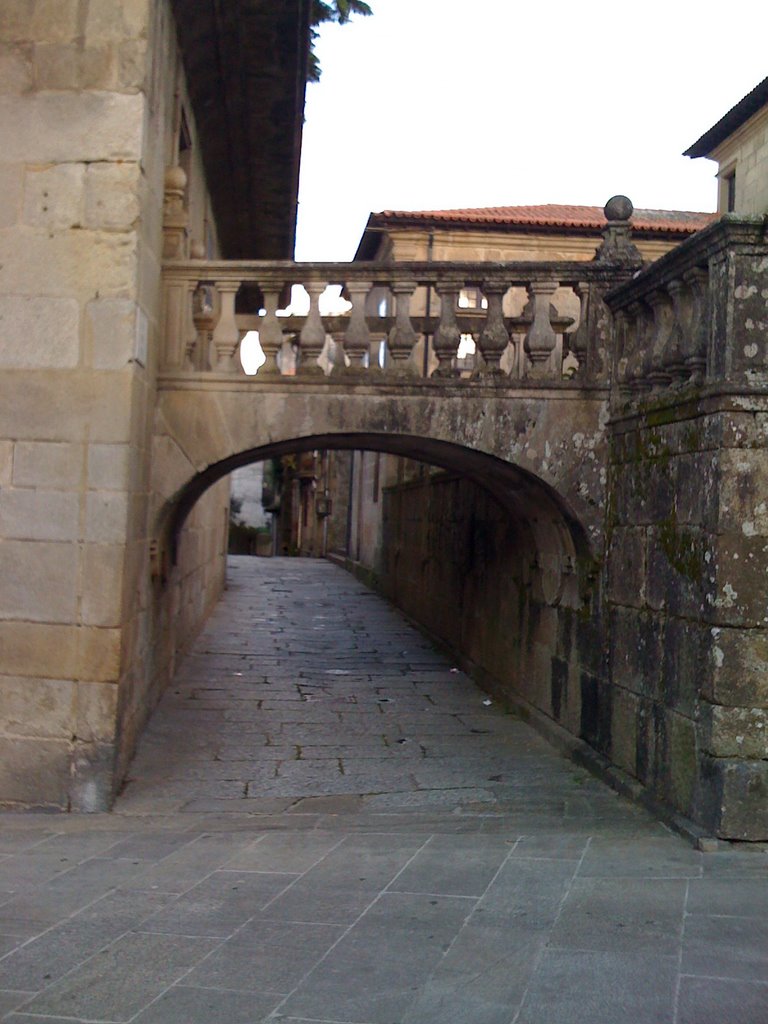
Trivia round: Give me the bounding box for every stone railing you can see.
[160,260,629,384]
[605,217,768,402]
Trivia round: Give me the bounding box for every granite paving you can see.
[0,556,766,1022]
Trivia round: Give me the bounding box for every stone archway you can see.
[148,426,603,805]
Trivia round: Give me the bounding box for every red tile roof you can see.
[371,204,716,235]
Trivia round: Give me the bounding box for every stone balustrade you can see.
[161,260,629,384]
[605,216,768,401]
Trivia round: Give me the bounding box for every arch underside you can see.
[153,383,610,615]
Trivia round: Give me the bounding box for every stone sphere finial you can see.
[164,165,187,191]
[604,195,633,221]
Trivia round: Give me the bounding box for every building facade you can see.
[0,0,310,810]
[685,76,768,216]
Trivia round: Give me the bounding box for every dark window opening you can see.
[726,171,736,213]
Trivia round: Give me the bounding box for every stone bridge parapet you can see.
[160,256,632,384]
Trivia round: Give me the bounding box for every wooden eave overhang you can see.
[170,0,312,259]
[684,77,768,159]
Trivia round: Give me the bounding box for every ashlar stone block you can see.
[702,704,768,759]
[0,675,75,739]
[117,38,146,89]
[33,42,78,90]
[706,625,768,707]
[0,487,80,541]
[0,91,143,163]
[0,441,12,484]
[85,490,129,543]
[710,758,768,841]
[661,710,697,817]
[0,295,79,368]
[12,441,83,488]
[81,543,124,627]
[0,1,35,44]
[85,0,150,45]
[84,162,140,230]
[606,527,646,608]
[0,226,137,298]
[76,680,118,743]
[609,686,639,775]
[717,449,768,536]
[86,297,137,369]
[0,735,70,807]
[0,162,24,228]
[0,369,134,444]
[0,44,32,95]
[30,0,80,43]
[0,621,78,678]
[87,443,131,490]
[76,626,121,682]
[609,607,662,698]
[0,540,79,623]
[705,533,768,627]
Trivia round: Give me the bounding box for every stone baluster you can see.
[625,301,650,392]
[524,280,558,377]
[614,311,633,398]
[646,290,674,388]
[184,243,206,370]
[478,279,510,376]
[183,279,199,370]
[341,280,373,371]
[298,281,326,376]
[387,279,418,373]
[432,280,463,376]
[662,280,690,384]
[683,268,709,385]
[637,303,656,391]
[211,281,242,372]
[569,281,590,376]
[258,285,285,374]
[191,285,214,371]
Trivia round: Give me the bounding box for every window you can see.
[726,170,736,213]
[457,287,488,310]
[719,166,736,214]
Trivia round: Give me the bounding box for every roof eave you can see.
[170,0,311,259]
[684,76,768,159]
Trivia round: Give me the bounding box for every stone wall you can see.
[606,401,768,839]
[376,471,604,756]
[0,0,228,809]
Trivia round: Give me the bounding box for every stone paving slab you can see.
[0,557,766,1022]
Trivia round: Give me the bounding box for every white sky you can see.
[294,0,766,262]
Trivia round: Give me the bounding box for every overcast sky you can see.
[294,0,766,261]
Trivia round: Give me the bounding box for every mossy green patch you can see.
[658,511,704,582]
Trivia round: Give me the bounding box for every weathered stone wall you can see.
[0,0,228,809]
[606,400,768,840]
[376,471,605,754]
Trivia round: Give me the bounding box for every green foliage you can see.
[309,0,373,81]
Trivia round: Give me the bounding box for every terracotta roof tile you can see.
[372,204,716,235]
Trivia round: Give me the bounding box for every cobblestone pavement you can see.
[1,557,767,1023]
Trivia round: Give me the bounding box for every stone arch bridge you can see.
[148,218,768,841]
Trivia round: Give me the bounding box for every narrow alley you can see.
[0,558,766,1023]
